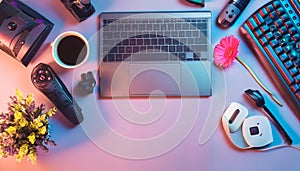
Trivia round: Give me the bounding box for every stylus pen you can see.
[263,106,293,145]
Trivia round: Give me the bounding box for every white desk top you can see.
[0,0,299,170]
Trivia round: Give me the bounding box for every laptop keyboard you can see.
[102,17,210,62]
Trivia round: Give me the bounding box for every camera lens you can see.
[249,126,259,135]
[7,22,17,31]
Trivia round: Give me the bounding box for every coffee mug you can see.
[52,31,89,69]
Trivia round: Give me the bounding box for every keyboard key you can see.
[175,23,182,30]
[140,46,146,52]
[284,60,293,69]
[289,67,299,76]
[176,45,183,52]
[179,31,185,37]
[107,54,115,61]
[272,1,281,8]
[260,25,270,33]
[151,39,158,45]
[275,7,285,15]
[182,23,189,30]
[138,24,146,30]
[274,46,283,54]
[270,11,279,20]
[290,84,300,93]
[169,46,176,52]
[274,19,283,27]
[266,5,274,12]
[129,39,136,45]
[270,39,279,48]
[172,39,180,45]
[103,40,115,46]
[191,45,202,51]
[110,47,117,54]
[170,53,179,60]
[284,20,293,28]
[279,53,289,61]
[247,18,259,30]
[144,39,151,45]
[153,24,160,30]
[179,53,186,60]
[116,54,123,61]
[294,55,300,67]
[289,27,297,35]
[123,53,131,60]
[185,31,192,37]
[161,46,168,52]
[121,32,127,38]
[193,30,200,37]
[103,32,113,39]
[295,75,300,83]
[125,47,132,53]
[118,46,125,53]
[136,39,143,45]
[186,52,194,60]
[279,26,288,34]
[273,31,282,39]
[259,37,268,46]
[280,14,289,22]
[154,46,161,51]
[117,24,124,31]
[168,24,175,30]
[133,46,140,53]
[165,38,172,45]
[283,44,292,52]
[171,31,178,37]
[292,34,300,41]
[132,24,138,31]
[259,8,268,18]
[146,24,152,31]
[265,32,274,40]
[197,23,207,30]
[253,14,265,25]
[122,39,129,45]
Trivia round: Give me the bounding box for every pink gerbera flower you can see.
[213,35,240,68]
[212,35,283,107]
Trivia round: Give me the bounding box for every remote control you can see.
[217,0,251,28]
[31,63,83,125]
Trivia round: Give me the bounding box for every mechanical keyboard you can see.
[240,0,300,114]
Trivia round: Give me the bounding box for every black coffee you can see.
[57,35,87,66]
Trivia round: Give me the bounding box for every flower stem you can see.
[236,56,283,107]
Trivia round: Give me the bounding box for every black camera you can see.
[60,0,95,22]
[0,0,53,66]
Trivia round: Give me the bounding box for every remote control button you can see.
[39,75,46,81]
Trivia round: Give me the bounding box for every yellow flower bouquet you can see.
[0,89,56,164]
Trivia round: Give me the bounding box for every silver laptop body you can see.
[99,11,212,98]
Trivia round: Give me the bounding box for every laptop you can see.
[99,11,212,98]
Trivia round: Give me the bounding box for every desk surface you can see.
[0,0,300,170]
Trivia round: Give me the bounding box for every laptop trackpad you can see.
[129,63,181,96]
